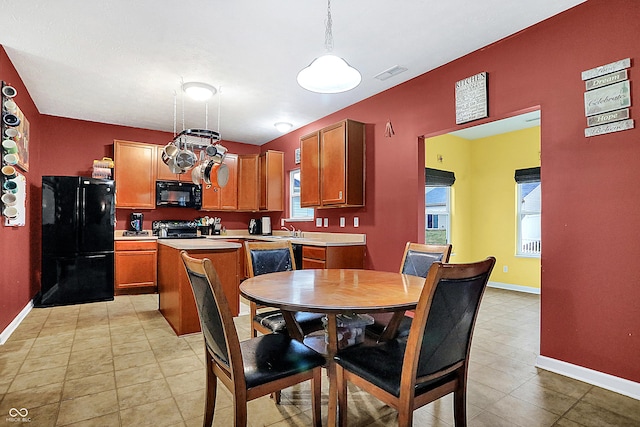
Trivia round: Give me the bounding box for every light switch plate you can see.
[354,217,359,227]
[323,218,329,227]
[340,217,345,227]
[281,218,285,227]
[316,218,322,227]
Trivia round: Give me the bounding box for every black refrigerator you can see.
[36,176,115,307]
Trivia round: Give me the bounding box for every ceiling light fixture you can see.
[297,0,361,94]
[274,122,293,133]
[182,82,217,101]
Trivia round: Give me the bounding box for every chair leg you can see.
[311,367,322,427]
[233,398,248,427]
[336,365,348,427]
[270,391,281,403]
[454,387,467,427]
[204,355,217,427]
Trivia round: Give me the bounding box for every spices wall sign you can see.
[582,58,634,137]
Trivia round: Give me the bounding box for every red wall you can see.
[263,0,640,382]
[2,0,639,384]
[0,46,42,330]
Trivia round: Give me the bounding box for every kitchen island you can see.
[157,239,242,336]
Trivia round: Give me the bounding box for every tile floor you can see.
[1,288,639,426]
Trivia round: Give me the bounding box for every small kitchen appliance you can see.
[261,216,272,235]
[129,213,143,232]
[156,180,202,208]
[248,218,261,235]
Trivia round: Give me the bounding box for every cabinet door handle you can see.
[339,191,342,199]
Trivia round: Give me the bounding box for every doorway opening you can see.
[424,110,541,293]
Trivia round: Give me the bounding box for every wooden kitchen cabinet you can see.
[237,154,259,211]
[114,240,157,295]
[300,131,321,208]
[301,245,365,269]
[156,144,181,181]
[300,119,365,208]
[201,154,238,210]
[237,151,284,211]
[157,244,240,335]
[114,140,157,208]
[259,150,284,211]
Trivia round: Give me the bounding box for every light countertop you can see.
[115,230,365,247]
[157,239,242,251]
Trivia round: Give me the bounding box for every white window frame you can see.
[425,186,451,244]
[288,169,314,221]
[517,181,541,257]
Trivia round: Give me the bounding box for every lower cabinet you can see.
[114,240,158,295]
[301,245,365,269]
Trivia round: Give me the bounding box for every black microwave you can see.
[156,181,202,208]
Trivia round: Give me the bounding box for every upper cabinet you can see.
[301,119,365,208]
[300,132,320,208]
[201,154,238,210]
[237,151,284,212]
[237,154,259,211]
[259,150,284,211]
[156,145,181,181]
[114,140,157,209]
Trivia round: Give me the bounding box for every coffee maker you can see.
[129,213,144,232]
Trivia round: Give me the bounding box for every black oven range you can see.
[152,220,204,239]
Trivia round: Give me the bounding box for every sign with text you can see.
[582,58,630,81]
[586,108,629,127]
[585,119,634,137]
[585,70,627,91]
[584,81,630,117]
[455,72,488,124]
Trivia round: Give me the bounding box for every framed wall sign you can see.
[455,72,488,124]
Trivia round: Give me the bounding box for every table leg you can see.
[280,310,304,342]
[378,310,405,342]
[326,313,338,427]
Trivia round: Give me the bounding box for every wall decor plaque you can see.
[585,119,634,137]
[585,70,628,91]
[581,58,631,81]
[455,72,488,125]
[586,108,629,127]
[584,81,630,117]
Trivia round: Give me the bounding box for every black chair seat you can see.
[254,310,325,334]
[366,313,413,339]
[334,339,456,397]
[242,333,326,389]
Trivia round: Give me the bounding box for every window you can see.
[289,169,314,220]
[517,181,541,256]
[425,186,450,244]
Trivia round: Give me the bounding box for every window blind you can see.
[514,167,541,183]
[425,168,455,186]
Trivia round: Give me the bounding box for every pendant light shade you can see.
[297,0,361,94]
[297,54,361,93]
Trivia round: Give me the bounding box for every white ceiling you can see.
[0,1,583,145]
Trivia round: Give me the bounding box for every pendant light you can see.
[297,0,361,93]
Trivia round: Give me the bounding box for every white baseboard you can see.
[488,281,541,294]
[0,300,33,345]
[536,355,640,400]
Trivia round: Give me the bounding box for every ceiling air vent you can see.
[374,65,408,81]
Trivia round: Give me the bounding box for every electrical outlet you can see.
[340,217,345,227]
[316,218,322,227]
[354,217,359,227]
[280,218,285,227]
[323,218,328,227]
[503,265,508,273]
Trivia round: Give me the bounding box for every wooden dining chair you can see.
[180,251,325,427]
[336,257,496,427]
[367,242,452,340]
[245,241,324,338]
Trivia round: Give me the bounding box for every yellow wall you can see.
[426,126,541,289]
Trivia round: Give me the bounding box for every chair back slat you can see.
[399,243,452,278]
[416,272,490,377]
[250,248,293,276]
[401,251,445,278]
[184,268,230,365]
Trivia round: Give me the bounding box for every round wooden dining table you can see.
[239,268,427,427]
